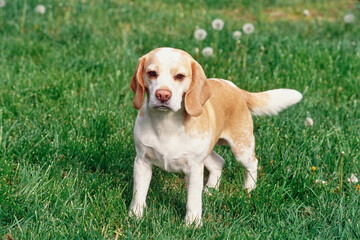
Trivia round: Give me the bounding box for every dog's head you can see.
[130,48,212,117]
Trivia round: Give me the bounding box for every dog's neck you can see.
[145,103,186,137]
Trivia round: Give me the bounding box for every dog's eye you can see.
[175,74,185,80]
[148,71,157,78]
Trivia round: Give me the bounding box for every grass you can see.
[0,0,359,239]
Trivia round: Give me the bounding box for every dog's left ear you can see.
[130,57,146,109]
[185,61,212,117]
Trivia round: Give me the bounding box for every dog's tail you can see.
[242,89,302,116]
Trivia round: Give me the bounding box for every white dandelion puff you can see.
[303,9,310,16]
[35,4,46,14]
[233,30,242,40]
[212,18,224,30]
[305,117,314,127]
[315,179,327,185]
[194,47,199,54]
[0,0,6,8]
[202,47,213,57]
[242,23,255,34]
[343,14,355,24]
[194,29,207,41]
[347,174,358,183]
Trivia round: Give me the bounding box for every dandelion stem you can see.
[213,32,218,65]
[236,41,242,69]
[0,9,4,32]
[340,152,344,191]
[20,1,28,34]
[199,41,203,65]
[242,35,249,70]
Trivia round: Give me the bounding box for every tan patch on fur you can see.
[139,106,145,117]
[159,85,170,90]
[184,79,254,156]
[242,90,270,113]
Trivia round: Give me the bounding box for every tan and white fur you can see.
[129,47,302,226]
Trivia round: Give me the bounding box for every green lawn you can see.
[1,0,359,239]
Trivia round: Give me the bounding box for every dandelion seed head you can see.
[242,23,255,34]
[305,117,314,127]
[303,9,310,16]
[35,4,46,14]
[347,173,359,183]
[212,18,224,30]
[202,47,213,57]
[194,47,199,54]
[194,29,207,41]
[343,14,355,24]
[233,30,242,40]
[0,0,6,8]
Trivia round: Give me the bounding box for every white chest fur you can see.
[134,107,211,173]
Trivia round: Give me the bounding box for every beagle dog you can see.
[129,47,302,226]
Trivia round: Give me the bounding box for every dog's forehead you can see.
[145,48,191,71]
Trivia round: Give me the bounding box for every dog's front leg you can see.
[185,163,204,227]
[129,157,152,219]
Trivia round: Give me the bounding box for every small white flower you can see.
[194,29,207,41]
[212,18,224,30]
[315,179,327,185]
[343,14,355,24]
[242,23,255,34]
[194,47,199,54]
[347,174,358,183]
[233,30,242,40]
[305,117,314,127]
[0,0,5,8]
[303,9,310,16]
[35,4,46,14]
[202,47,213,57]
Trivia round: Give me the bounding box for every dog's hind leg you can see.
[228,133,258,192]
[204,151,224,190]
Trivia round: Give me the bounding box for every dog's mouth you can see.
[154,105,171,111]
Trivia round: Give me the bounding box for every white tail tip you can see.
[251,89,302,116]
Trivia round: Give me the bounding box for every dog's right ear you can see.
[130,57,146,109]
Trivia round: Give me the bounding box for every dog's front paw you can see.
[185,213,202,228]
[244,181,256,192]
[129,203,145,219]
